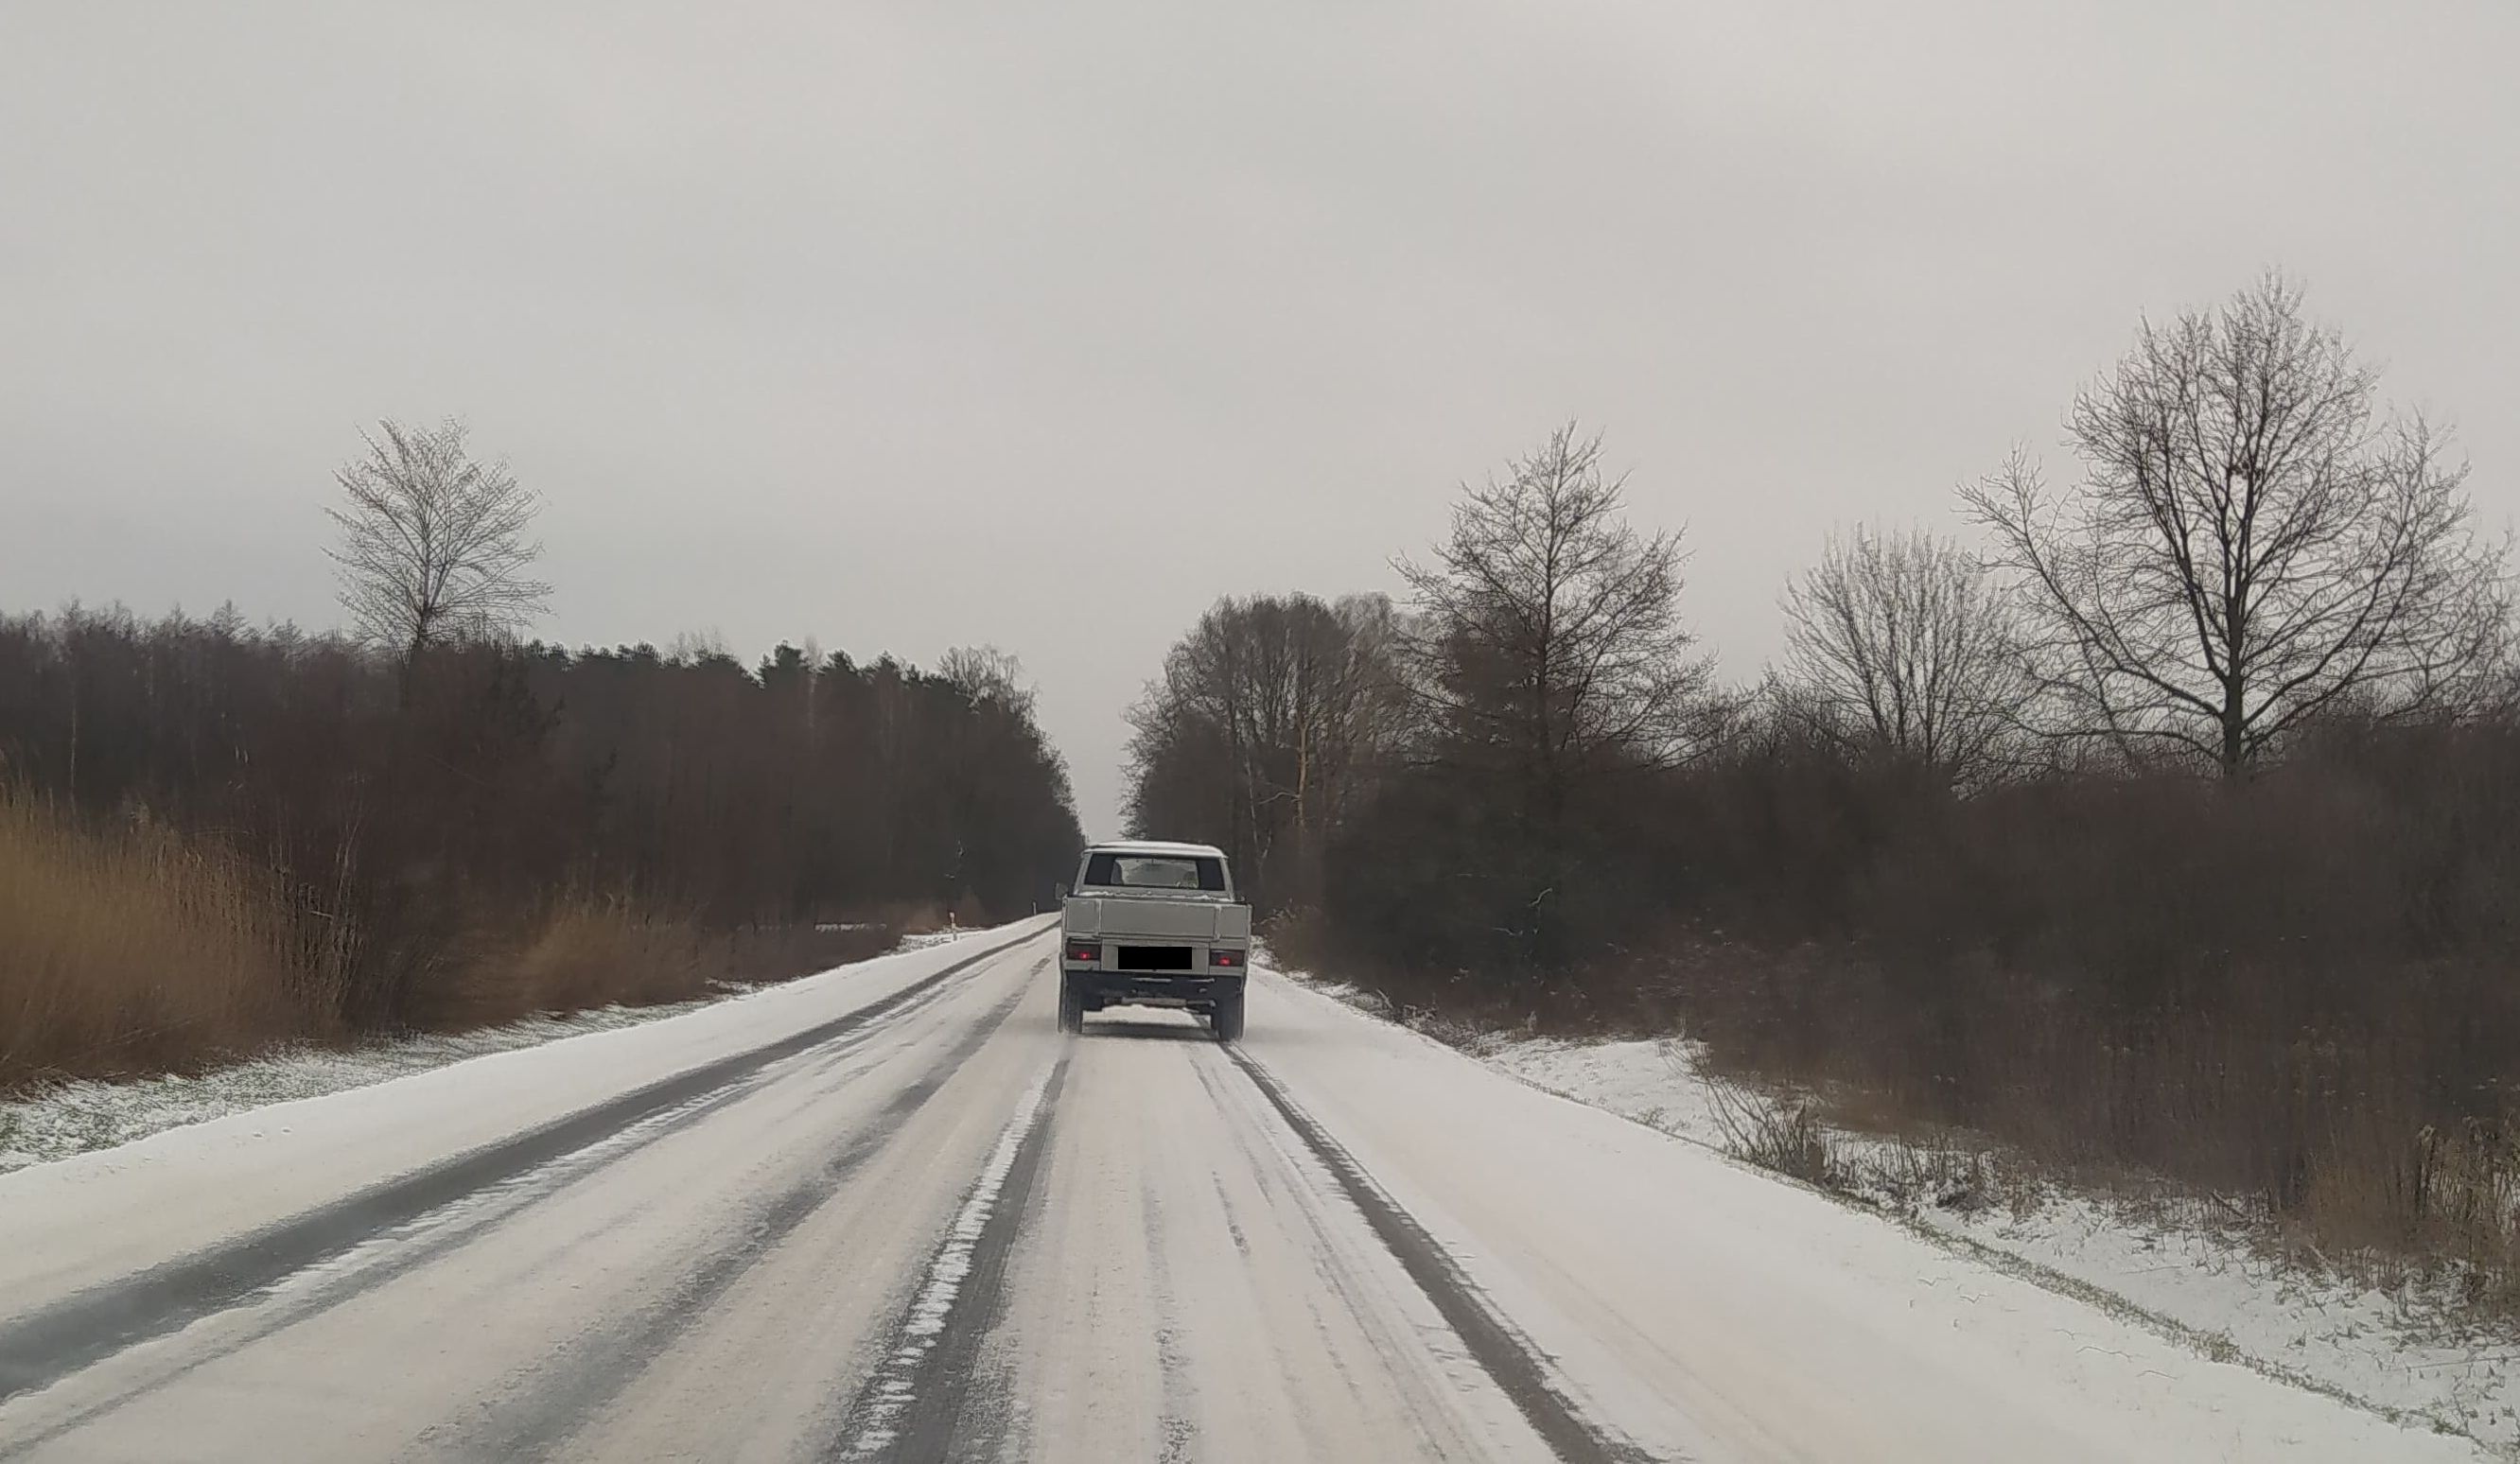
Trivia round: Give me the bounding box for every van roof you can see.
[1086,840,1229,860]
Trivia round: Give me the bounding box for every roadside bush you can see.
[1706,1085,1845,1191]
[1310,718,2520,1300]
[1256,906,1329,974]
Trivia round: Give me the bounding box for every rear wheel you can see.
[1211,985,1245,1043]
[1058,977,1087,1034]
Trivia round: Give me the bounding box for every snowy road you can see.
[0,922,2482,1461]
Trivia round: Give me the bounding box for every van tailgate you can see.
[1069,897,1246,941]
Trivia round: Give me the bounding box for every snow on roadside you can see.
[1478,1034,1726,1148]
[0,928,971,1176]
[1282,972,2520,1456]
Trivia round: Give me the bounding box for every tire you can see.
[1058,977,1087,1034]
[1211,985,1245,1043]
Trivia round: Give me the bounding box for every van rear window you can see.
[1083,853,1227,892]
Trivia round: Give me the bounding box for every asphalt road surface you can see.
[0,922,2480,1461]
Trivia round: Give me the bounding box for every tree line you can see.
[1125,276,2520,1282]
[1133,275,2513,944]
[2,421,1082,1082]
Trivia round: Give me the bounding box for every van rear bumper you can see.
[1063,968,1243,1010]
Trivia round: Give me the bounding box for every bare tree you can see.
[1962,275,2511,776]
[1397,425,1712,820]
[326,419,550,655]
[1123,593,1402,909]
[667,628,733,665]
[938,644,1037,719]
[1777,524,2027,784]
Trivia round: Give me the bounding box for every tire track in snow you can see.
[0,927,1046,1409]
[449,977,1043,1460]
[1185,1046,1499,1456]
[1224,1048,1667,1464]
[1207,1171,1251,1258]
[825,1054,1067,1463]
[1137,1181,1199,1464]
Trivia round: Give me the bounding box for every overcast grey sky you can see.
[6,2,2515,835]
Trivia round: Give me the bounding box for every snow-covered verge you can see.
[0,925,984,1177]
[1282,969,2520,1457]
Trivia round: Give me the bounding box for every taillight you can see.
[1210,949,1243,968]
[1067,942,1101,964]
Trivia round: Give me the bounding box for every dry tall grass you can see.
[398,906,899,1031]
[0,792,322,1088]
[1,792,909,1091]
[429,903,711,1029]
[714,923,898,985]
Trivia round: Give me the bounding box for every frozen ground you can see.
[1448,1026,2520,1455]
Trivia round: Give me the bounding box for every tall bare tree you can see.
[1963,275,2511,776]
[1123,592,1402,909]
[1397,425,1711,820]
[326,418,551,655]
[1777,524,2027,784]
